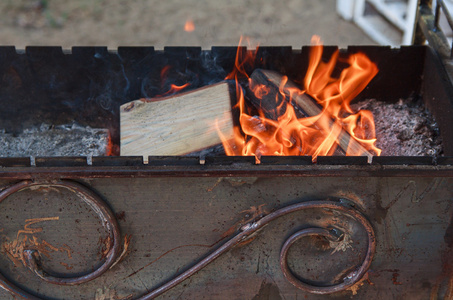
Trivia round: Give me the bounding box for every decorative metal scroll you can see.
[0,180,121,299]
[136,199,376,299]
[0,180,375,299]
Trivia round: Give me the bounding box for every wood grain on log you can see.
[120,82,234,157]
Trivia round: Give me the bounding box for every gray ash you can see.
[351,98,443,156]
[0,123,109,158]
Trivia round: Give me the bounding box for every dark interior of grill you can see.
[0,45,452,157]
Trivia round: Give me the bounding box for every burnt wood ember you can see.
[247,69,311,120]
[351,97,443,156]
[249,69,325,119]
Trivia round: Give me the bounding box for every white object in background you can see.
[353,0,419,46]
[337,0,356,21]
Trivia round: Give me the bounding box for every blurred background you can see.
[0,0,377,49]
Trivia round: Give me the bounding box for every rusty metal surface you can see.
[0,175,452,299]
[0,156,452,180]
[0,180,121,290]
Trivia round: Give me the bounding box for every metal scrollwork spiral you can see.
[0,185,374,299]
[136,199,375,299]
[0,180,121,299]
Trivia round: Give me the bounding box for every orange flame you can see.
[225,36,258,81]
[157,66,190,97]
[106,131,114,156]
[220,36,381,162]
[161,83,190,96]
[184,19,195,32]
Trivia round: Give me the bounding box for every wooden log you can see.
[120,82,234,158]
[250,69,321,118]
[250,69,374,162]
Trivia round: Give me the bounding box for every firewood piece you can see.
[250,69,321,117]
[120,82,234,157]
[250,69,373,162]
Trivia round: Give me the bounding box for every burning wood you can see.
[248,69,321,120]
[249,69,375,162]
[120,82,235,158]
[220,37,381,162]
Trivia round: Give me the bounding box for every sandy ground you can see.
[0,0,376,49]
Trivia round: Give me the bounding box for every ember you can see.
[184,19,195,32]
[351,97,443,156]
